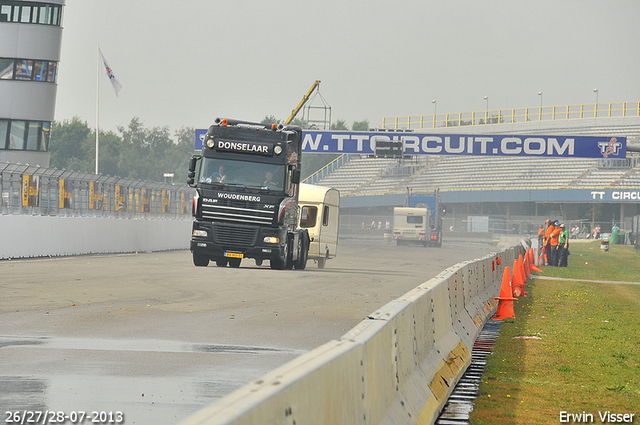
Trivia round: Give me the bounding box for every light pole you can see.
[593,89,599,117]
[432,99,437,128]
[593,88,598,104]
[538,92,543,120]
[484,96,489,124]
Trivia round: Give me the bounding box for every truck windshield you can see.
[199,158,284,190]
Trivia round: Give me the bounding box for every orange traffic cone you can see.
[493,266,517,320]
[512,258,526,297]
[523,252,531,279]
[530,261,543,273]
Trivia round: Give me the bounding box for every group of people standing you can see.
[538,219,569,267]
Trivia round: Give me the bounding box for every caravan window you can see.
[406,216,423,224]
[300,206,318,228]
[322,205,330,226]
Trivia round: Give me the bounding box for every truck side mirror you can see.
[188,155,200,172]
[292,169,301,184]
[187,155,200,187]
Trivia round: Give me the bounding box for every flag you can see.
[99,48,122,96]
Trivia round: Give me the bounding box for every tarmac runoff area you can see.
[0,236,497,424]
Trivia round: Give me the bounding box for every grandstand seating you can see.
[315,154,640,195]
[616,167,640,188]
[311,121,640,195]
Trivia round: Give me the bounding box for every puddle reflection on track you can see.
[1,335,305,424]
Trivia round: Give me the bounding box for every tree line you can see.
[49,116,371,184]
[50,117,195,183]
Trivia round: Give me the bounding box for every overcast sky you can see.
[54,0,640,135]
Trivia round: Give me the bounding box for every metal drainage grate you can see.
[435,320,503,425]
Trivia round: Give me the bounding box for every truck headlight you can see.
[193,230,208,237]
[263,236,279,244]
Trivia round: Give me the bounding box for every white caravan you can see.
[298,183,340,268]
[393,207,431,246]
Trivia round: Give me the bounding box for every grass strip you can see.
[470,241,640,425]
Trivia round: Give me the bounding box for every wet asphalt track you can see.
[0,235,497,424]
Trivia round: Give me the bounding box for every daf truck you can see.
[187,118,309,270]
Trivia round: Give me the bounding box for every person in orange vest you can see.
[549,221,562,266]
[538,225,544,251]
[543,219,554,266]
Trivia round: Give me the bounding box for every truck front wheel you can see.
[270,243,288,270]
[193,253,209,267]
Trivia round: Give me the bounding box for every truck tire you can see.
[193,253,209,267]
[270,242,288,270]
[255,259,263,266]
[294,234,308,270]
[215,258,228,267]
[228,258,241,268]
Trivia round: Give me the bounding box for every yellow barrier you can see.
[179,245,523,425]
[383,102,640,130]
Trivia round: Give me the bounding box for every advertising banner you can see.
[162,190,170,213]
[181,192,188,215]
[196,129,626,159]
[21,175,39,207]
[59,179,73,209]
[115,185,127,212]
[89,182,104,210]
[301,131,626,159]
[141,188,150,213]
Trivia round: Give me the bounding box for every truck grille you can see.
[213,223,259,247]
[202,199,274,225]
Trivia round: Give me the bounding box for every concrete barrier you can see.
[0,215,192,259]
[180,245,522,425]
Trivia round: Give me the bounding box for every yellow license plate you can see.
[224,252,243,259]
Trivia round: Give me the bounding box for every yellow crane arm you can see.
[285,80,321,124]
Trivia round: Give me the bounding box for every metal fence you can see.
[632,215,640,250]
[383,101,640,130]
[1,162,194,219]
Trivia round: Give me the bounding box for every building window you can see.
[8,120,26,150]
[0,119,51,151]
[19,4,31,23]
[0,58,13,79]
[0,2,62,26]
[47,62,57,82]
[15,59,33,80]
[0,4,10,21]
[26,121,41,150]
[0,120,9,149]
[40,122,50,151]
[0,58,58,83]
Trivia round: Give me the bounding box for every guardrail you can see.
[383,101,640,130]
[180,244,522,425]
[1,162,193,219]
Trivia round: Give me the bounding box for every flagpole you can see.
[95,45,100,175]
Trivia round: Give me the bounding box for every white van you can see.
[298,183,340,268]
[393,207,431,246]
